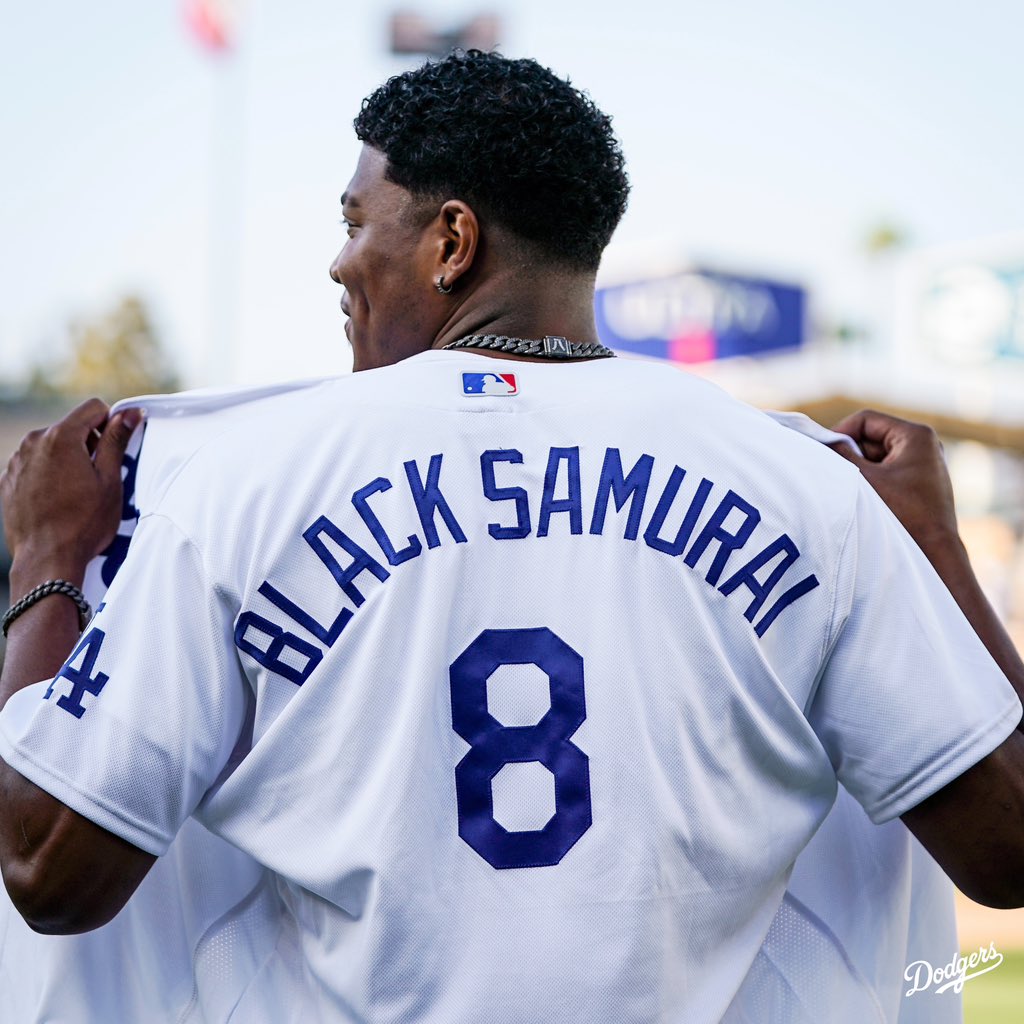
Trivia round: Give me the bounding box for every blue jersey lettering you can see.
[538,447,583,537]
[352,476,423,566]
[481,449,532,539]
[589,448,654,540]
[684,489,761,585]
[45,628,109,719]
[405,454,468,548]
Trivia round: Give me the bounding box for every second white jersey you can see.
[1,351,1019,1022]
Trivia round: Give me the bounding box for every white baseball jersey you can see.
[1,351,1019,1023]
[1,391,959,1024]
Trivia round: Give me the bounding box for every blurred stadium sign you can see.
[869,234,1024,426]
[389,11,501,57]
[595,270,806,363]
[896,237,1024,367]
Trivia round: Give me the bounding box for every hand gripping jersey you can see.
[1,353,1019,1023]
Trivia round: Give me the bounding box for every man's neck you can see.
[430,266,600,353]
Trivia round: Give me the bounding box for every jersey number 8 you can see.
[449,627,592,869]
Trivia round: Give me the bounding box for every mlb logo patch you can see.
[462,372,518,396]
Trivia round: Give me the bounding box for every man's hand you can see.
[829,409,957,554]
[828,407,1022,702]
[1,398,141,598]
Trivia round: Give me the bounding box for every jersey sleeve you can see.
[807,479,1022,824]
[0,513,250,856]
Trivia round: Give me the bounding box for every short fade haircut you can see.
[354,50,630,271]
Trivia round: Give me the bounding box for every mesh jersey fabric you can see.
[1,352,1019,1023]
[724,788,963,1024]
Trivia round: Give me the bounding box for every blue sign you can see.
[595,269,806,363]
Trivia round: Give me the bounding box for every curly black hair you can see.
[354,50,629,271]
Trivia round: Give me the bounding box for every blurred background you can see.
[2,0,1024,1007]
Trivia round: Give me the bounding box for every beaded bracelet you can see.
[1,580,92,637]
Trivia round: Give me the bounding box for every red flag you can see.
[183,0,241,53]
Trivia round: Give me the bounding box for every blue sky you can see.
[2,0,1022,387]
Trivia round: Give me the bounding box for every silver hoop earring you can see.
[435,276,453,295]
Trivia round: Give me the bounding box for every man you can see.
[1,51,1022,1022]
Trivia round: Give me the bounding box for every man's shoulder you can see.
[610,361,862,492]
[128,379,349,505]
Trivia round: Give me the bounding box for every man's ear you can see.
[433,200,479,288]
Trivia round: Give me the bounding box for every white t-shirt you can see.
[1,352,1019,1023]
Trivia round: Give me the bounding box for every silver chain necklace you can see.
[442,334,616,359]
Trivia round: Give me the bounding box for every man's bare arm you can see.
[832,409,1024,908]
[0,399,155,933]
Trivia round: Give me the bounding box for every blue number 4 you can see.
[449,627,592,869]
[45,627,109,719]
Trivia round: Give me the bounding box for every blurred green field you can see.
[963,948,1024,1023]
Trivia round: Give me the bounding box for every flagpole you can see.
[184,0,248,386]
[206,49,246,385]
